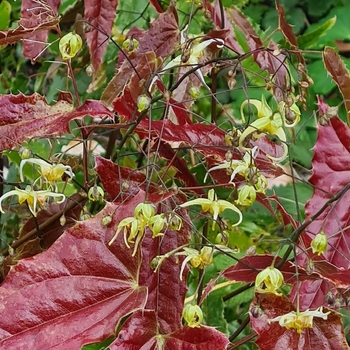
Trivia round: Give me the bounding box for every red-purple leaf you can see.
[85,0,118,72]
[110,310,229,349]
[0,14,59,47]
[221,255,312,286]
[102,6,179,108]
[300,116,350,272]
[0,201,148,349]
[323,47,350,124]
[250,294,347,350]
[149,0,163,13]
[203,0,243,55]
[0,94,113,151]
[275,1,298,48]
[20,0,61,60]
[296,114,350,309]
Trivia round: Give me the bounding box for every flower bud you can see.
[182,304,203,328]
[59,214,66,226]
[59,32,83,60]
[311,231,327,256]
[137,95,151,112]
[88,185,104,201]
[102,215,113,227]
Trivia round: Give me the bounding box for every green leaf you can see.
[0,1,11,30]
[298,17,336,49]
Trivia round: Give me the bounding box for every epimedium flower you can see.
[148,214,167,238]
[177,246,213,280]
[268,307,330,334]
[182,303,203,328]
[311,231,328,256]
[204,146,259,185]
[149,28,224,90]
[255,266,284,296]
[239,96,300,162]
[20,158,74,184]
[236,184,256,206]
[180,189,243,230]
[0,185,65,217]
[59,32,83,60]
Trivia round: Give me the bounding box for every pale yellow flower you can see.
[0,185,65,217]
[269,307,330,334]
[20,158,74,184]
[59,32,83,60]
[182,304,203,328]
[239,96,300,162]
[204,146,259,184]
[255,266,284,296]
[180,189,242,230]
[311,231,328,256]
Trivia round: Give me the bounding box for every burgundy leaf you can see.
[0,200,148,349]
[250,294,347,350]
[111,310,229,349]
[95,156,147,200]
[323,47,350,123]
[20,0,61,60]
[296,114,350,308]
[85,0,118,72]
[102,6,179,108]
[300,116,350,270]
[275,1,298,48]
[0,14,59,47]
[0,94,113,151]
[202,0,243,55]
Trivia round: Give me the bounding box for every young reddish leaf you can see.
[85,0,118,72]
[203,0,243,54]
[153,140,203,195]
[110,310,229,349]
[296,114,350,309]
[102,5,179,107]
[149,0,163,13]
[300,116,350,272]
[275,2,298,49]
[95,156,147,200]
[0,201,148,349]
[0,94,113,151]
[323,47,350,123]
[0,14,59,47]
[20,0,61,60]
[250,294,347,350]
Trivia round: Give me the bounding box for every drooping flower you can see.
[236,184,257,206]
[269,307,330,334]
[20,158,74,184]
[255,266,284,296]
[204,146,259,184]
[239,95,300,162]
[177,246,213,280]
[0,185,65,217]
[180,189,242,230]
[149,28,224,90]
[310,231,328,256]
[182,304,203,328]
[59,32,83,60]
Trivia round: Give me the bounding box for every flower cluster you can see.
[205,147,267,207]
[109,203,182,257]
[239,95,300,162]
[0,158,74,217]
